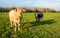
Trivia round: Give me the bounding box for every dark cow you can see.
[35,11,43,22]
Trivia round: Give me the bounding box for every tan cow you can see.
[9,8,22,31]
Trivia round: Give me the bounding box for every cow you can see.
[35,11,43,22]
[9,8,22,31]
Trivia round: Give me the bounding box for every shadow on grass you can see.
[22,19,56,28]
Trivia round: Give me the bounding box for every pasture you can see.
[0,12,60,38]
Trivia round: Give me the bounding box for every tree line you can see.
[0,7,60,13]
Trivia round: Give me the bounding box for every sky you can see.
[0,0,60,11]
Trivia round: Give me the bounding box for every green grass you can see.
[0,12,60,38]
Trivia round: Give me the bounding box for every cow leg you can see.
[14,22,16,32]
[35,17,38,22]
[36,18,38,22]
[40,18,43,22]
[10,21,13,27]
[18,23,20,31]
[38,18,39,22]
[18,18,22,31]
[36,18,37,22]
[37,18,40,22]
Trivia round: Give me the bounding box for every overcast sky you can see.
[0,0,60,10]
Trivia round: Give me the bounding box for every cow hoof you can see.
[10,27,13,29]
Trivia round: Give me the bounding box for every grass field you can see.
[0,12,60,38]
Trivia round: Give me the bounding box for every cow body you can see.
[35,12,43,22]
[9,8,22,31]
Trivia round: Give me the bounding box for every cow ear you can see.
[16,9,17,12]
[14,9,17,12]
